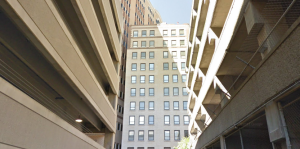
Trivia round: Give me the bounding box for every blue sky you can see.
[150,0,193,24]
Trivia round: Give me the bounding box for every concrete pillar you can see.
[220,136,226,149]
[104,128,115,149]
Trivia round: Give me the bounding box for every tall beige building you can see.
[0,0,122,149]
[186,0,300,148]
[122,23,190,149]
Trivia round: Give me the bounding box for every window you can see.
[128,130,134,141]
[171,29,176,36]
[139,101,145,110]
[140,63,146,71]
[163,30,168,36]
[171,40,176,46]
[182,74,186,82]
[133,31,138,37]
[164,130,170,140]
[163,63,169,70]
[164,101,170,110]
[132,52,137,59]
[183,87,188,96]
[148,130,154,140]
[149,115,154,125]
[172,51,177,58]
[179,29,184,35]
[180,40,185,46]
[133,41,138,47]
[163,40,168,47]
[149,75,154,83]
[140,75,145,83]
[140,88,145,96]
[163,75,169,83]
[132,63,137,71]
[163,51,168,58]
[141,41,146,47]
[139,116,145,125]
[149,51,154,58]
[184,130,189,137]
[131,76,137,83]
[130,102,136,110]
[172,62,177,70]
[181,62,185,70]
[129,116,135,125]
[164,115,170,125]
[174,130,180,141]
[174,101,179,109]
[174,115,180,125]
[183,101,188,110]
[149,63,154,70]
[164,87,169,96]
[184,115,189,125]
[149,101,154,110]
[148,88,154,96]
[138,130,144,141]
[173,75,178,83]
[141,52,146,59]
[180,51,186,59]
[173,87,179,96]
[142,30,146,37]
[131,88,136,96]
[150,30,155,36]
[149,41,155,47]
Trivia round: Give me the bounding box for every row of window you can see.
[131,75,187,84]
[133,29,185,37]
[132,40,185,48]
[130,87,188,96]
[131,62,185,71]
[130,101,188,110]
[132,51,186,59]
[128,130,188,141]
[129,115,189,125]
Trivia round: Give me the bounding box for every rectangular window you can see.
[132,52,137,59]
[133,31,138,37]
[164,130,170,140]
[163,30,168,36]
[172,62,177,70]
[149,88,154,96]
[131,88,136,96]
[139,116,145,125]
[180,40,185,46]
[182,74,186,82]
[149,51,154,58]
[174,130,180,141]
[149,101,154,110]
[140,63,146,71]
[139,101,145,110]
[179,29,184,35]
[181,62,185,70]
[133,41,138,47]
[164,101,170,110]
[171,40,176,46]
[140,75,145,83]
[149,63,154,70]
[173,87,179,96]
[180,51,186,59]
[141,52,146,59]
[163,63,169,70]
[138,130,144,141]
[148,130,154,141]
[140,88,145,96]
[163,75,169,83]
[173,75,178,83]
[130,102,136,110]
[184,130,189,137]
[150,30,155,36]
[174,101,179,109]
[183,87,188,96]
[149,41,155,47]
[174,115,180,125]
[163,51,168,58]
[183,101,188,110]
[171,29,176,36]
[141,41,146,47]
[164,115,170,125]
[172,51,177,58]
[131,76,137,83]
[163,40,168,47]
[184,115,189,125]
[164,87,169,96]
[149,75,154,83]
[149,115,154,125]
[129,116,135,125]
[142,30,147,37]
[132,63,137,71]
[129,130,134,141]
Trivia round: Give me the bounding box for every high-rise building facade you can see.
[122,23,190,149]
[116,0,162,148]
[0,0,123,149]
[186,0,300,148]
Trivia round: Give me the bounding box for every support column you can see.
[104,128,115,149]
[220,136,226,149]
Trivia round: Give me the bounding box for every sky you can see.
[150,0,193,25]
